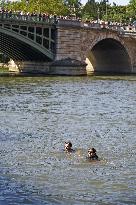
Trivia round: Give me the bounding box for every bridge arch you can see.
[0,28,54,62]
[86,37,132,74]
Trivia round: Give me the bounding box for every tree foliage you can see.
[82,0,132,23]
[4,0,67,15]
[128,0,136,20]
[2,0,136,23]
[64,0,82,17]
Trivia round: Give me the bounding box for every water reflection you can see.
[0,76,136,204]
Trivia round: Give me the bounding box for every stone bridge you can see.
[55,20,136,75]
[0,13,136,75]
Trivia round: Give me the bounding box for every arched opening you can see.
[0,52,11,73]
[0,30,53,73]
[86,38,131,74]
[0,52,19,73]
[0,30,53,61]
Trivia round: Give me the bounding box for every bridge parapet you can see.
[1,12,136,38]
[0,12,56,25]
[56,19,136,38]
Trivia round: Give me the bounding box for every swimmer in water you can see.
[87,147,99,160]
[64,141,75,152]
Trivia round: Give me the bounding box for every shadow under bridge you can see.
[0,25,55,62]
[87,38,131,74]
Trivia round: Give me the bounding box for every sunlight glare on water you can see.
[0,75,136,205]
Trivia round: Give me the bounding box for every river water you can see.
[0,75,136,205]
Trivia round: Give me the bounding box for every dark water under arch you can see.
[88,38,131,74]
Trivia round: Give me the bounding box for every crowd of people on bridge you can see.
[0,8,136,32]
[0,8,53,22]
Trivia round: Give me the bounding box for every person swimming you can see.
[64,141,75,152]
[87,147,99,160]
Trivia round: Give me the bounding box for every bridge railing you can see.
[0,12,56,25]
[118,30,136,36]
[56,19,127,31]
[0,13,136,37]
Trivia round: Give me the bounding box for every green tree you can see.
[4,0,67,15]
[106,5,130,23]
[64,0,82,17]
[82,0,98,20]
[128,0,136,20]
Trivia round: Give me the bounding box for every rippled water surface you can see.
[0,75,136,205]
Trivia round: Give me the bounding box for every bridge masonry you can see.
[52,20,136,75]
[0,15,136,75]
[123,36,136,73]
[51,21,86,75]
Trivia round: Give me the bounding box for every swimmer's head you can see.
[64,141,72,151]
[88,147,96,157]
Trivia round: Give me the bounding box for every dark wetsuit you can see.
[64,149,75,153]
[87,154,99,161]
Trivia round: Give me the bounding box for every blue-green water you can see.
[0,76,136,205]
